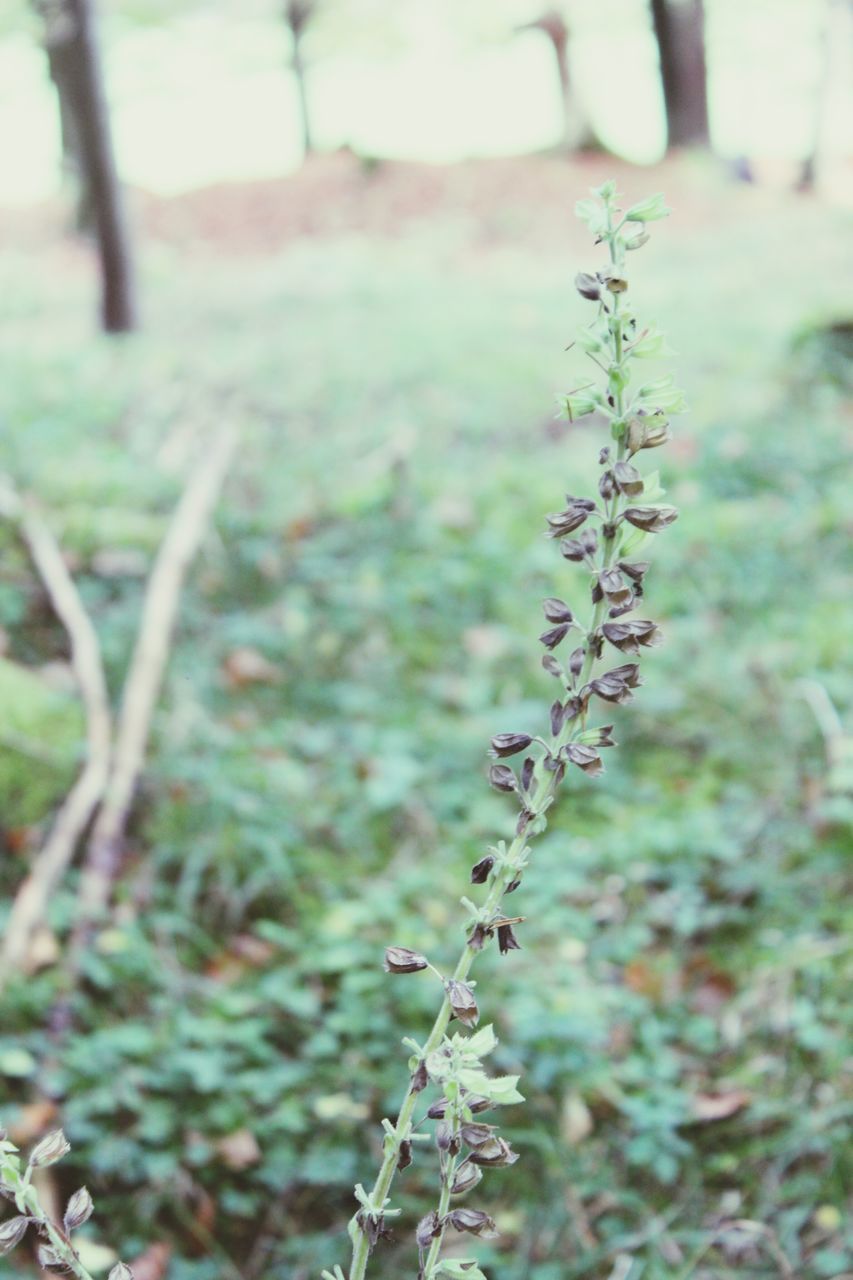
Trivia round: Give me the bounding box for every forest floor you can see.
[0,153,851,1280]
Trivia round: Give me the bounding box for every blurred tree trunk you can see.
[38,0,138,332]
[525,10,600,152]
[796,0,844,191]
[650,0,710,148]
[285,0,317,158]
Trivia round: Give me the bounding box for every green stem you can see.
[422,1153,458,1278]
[347,192,638,1280]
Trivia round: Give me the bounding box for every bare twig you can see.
[0,482,112,979]
[71,425,236,941]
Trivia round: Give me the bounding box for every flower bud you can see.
[383,947,429,974]
[28,1130,71,1169]
[64,1186,94,1233]
[0,1217,29,1255]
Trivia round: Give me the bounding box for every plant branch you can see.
[0,483,112,980]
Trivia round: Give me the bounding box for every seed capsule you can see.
[445,979,479,1026]
[383,947,429,974]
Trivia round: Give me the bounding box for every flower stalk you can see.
[0,1125,133,1280]
[327,181,683,1280]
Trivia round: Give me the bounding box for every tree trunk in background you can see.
[40,0,138,332]
[650,0,710,148]
[524,10,599,153]
[285,0,317,158]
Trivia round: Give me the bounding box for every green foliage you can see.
[0,166,851,1278]
[0,658,83,828]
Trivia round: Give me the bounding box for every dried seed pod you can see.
[448,1208,499,1238]
[489,732,533,758]
[108,1266,135,1280]
[460,1123,496,1149]
[539,623,571,650]
[445,979,479,1026]
[416,1210,442,1249]
[0,1217,29,1255]
[584,724,616,748]
[451,1161,483,1195]
[602,619,660,653]
[608,662,642,687]
[497,922,521,954]
[574,271,601,301]
[357,1211,391,1249]
[384,947,429,974]
[550,699,567,736]
[28,1131,71,1169]
[520,756,536,792]
[411,1059,429,1093]
[618,559,651,582]
[468,1136,519,1167]
[64,1186,94,1233]
[589,672,634,705]
[488,764,518,793]
[435,1121,453,1152]
[38,1246,65,1272]
[623,504,678,532]
[613,460,644,496]
[545,508,587,537]
[542,597,573,624]
[541,653,563,679]
[599,469,616,500]
[470,854,495,884]
[565,742,604,777]
[597,567,633,605]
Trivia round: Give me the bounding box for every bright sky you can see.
[0,1,850,205]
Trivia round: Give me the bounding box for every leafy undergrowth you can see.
[0,156,851,1279]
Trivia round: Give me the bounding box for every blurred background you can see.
[0,0,852,1277]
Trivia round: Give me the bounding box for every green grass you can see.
[0,160,851,1279]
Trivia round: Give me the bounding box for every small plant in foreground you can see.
[325,182,684,1280]
[0,1125,133,1279]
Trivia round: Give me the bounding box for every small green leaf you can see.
[625,192,671,222]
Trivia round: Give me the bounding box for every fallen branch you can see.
[0,481,112,979]
[71,425,236,944]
